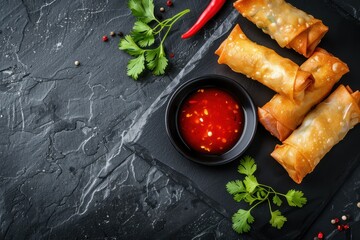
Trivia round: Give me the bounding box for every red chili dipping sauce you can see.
[178,88,244,155]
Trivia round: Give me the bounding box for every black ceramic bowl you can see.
[165,75,257,166]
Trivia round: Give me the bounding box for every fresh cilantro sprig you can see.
[119,0,190,80]
[226,156,307,234]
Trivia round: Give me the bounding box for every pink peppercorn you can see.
[102,35,109,42]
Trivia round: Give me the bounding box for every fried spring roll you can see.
[271,85,360,184]
[234,0,328,57]
[258,48,349,141]
[215,24,313,103]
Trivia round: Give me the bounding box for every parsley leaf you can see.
[285,190,307,207]
[226,156,307,235]
[128,0,156,23]
[226,180,253,203]
[226,180,245,195]
[269,210,287,229]
[259,188,267,198]
[120,0,189,80]
[119,35,144,57]
[127,54,145,80]
[243,175,258,193]
[272,194,283,207]
[238,155,257,176]
[131,21,155,47]
[233,192,248,202]
[243,193,257,205]
[145,46,168,75]
[232,209,255,234]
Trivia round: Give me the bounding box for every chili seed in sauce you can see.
[178,88,244,155]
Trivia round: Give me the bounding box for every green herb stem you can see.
[248,198,266,212]
[249,189,270,211]
[267,198,273,212]
[226,156,307,234]
[276,192,288,198]
[154,9,190,36]
[120,0,189,80]
[258,184,273,191]
[269,189,290,199]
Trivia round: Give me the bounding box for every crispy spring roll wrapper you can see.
[271,85,360,184]
[258,48,349,141]
[234,0,328,57]
[215,24,313,102]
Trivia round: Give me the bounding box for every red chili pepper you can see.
[181,0,226,39]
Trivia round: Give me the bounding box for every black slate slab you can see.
[138,0,360,239]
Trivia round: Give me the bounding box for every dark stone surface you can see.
[1,0,359,239]
[327,0,360,24]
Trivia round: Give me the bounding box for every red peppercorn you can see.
[337,225,343,231]
[317,232,324,239]
[166,0,173,6]
[169,53,175,58]
[102,35,109,42]
[343,224,350,230]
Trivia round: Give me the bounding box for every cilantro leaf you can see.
[131,21,155,47]
[232,209,255,234]
[145,46,168,75]
[226,155,307,235]
[243,193,257,205]
[269,210,287,229]
[233,192,248,202]
[238,156,257,176]
[226,180,245,195]
[119,35,144,56]
[127,54,145,80]
[259,188,267,198]
[243,175,259,193]
[153,54,168,75]
[285,190,307,207]
[120,0,189,80]
[132,20,152,33]
[272,194,283,207]
[232,192,257,204]
[128,0,155,23]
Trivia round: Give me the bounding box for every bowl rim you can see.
[165,74,258,166]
